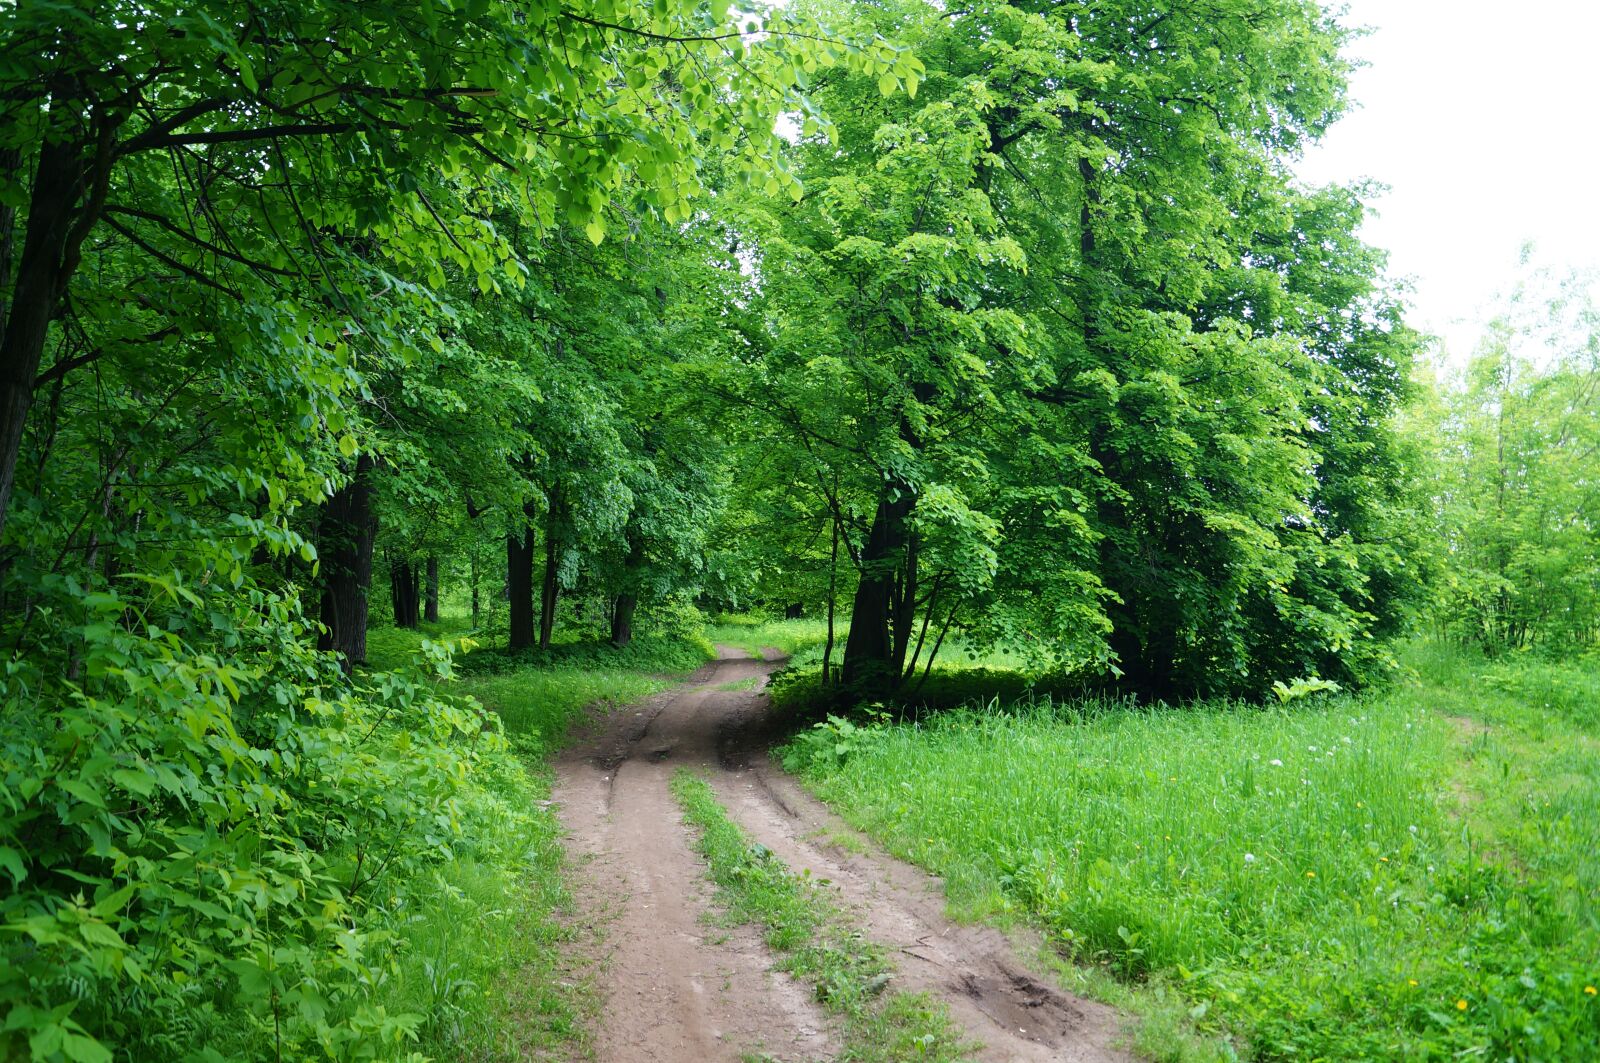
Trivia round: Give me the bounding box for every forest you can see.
[1,2,1597,1061]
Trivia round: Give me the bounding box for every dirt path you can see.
[551,647,1129,1063]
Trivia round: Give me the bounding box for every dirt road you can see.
[551,646,1129,1063]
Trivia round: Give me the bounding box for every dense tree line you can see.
[1414,261,1600,654]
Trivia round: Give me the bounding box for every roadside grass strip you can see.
[670,770,972,1062]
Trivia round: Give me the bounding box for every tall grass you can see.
[784,642,1600,1059]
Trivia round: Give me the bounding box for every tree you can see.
[1419,262,1600,653]
[725,0,1421,697]
[0,4,917,1058]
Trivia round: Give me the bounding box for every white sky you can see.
[1295,1,1600,363]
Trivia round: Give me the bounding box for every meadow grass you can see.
[671,770,971,1062]
[782,641,1600,1060]
[704,614,835,658]
[371,749,591,1061]
[366,619,714,753]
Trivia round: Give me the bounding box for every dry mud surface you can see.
[550,646,1129,1063]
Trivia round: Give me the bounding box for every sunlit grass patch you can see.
[704,615,834,658]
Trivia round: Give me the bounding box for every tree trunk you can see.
[889,533,918,677]
[539,504,560,650]
[841,489,913,691]
[424,554,439,622]
[0,140,93,540]
[317,454,377,669]
[611,594,637,647]
[821,516,839,686]
[506,505,536,650]
[470,550,481,621]
[390,558,420,628]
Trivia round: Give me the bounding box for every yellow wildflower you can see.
[1456,999,1468,1011]
[1407,979,1418,987]
[1585,986,1597,996]
[1305,870,1316,878]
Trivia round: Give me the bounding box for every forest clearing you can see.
[3,0,1599,1061]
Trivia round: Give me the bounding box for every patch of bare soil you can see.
[550,647,1128,1063]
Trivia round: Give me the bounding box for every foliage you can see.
[1413,260,1600,655]
[670,770,969,1062]
[0,586,509,1061]
[720,0,1425,699]
[783,641,1600,1060]
[0,0,917,1052]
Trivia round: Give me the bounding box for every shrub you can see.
[0,570,523,1062]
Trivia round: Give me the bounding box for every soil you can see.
[550,646,1130,1063]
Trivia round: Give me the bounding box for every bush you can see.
[0,571,532,1062]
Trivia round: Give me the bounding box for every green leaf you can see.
[0,845,24,884]
[62,1033,113,1063]
[112,768,155,797]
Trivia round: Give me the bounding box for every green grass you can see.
[704,614,835,659]
[356,614,717,1059]
[372,748,591,1061]
[670,770,971,1062]
[365,620,715,752]
[781,640,1600,1060]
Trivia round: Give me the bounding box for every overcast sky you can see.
[1295,1,1600,363]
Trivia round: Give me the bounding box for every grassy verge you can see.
[670,770,971,1062]
[372,743,590,1061]
[357,619,716,1059]
[780,640,1600,1060]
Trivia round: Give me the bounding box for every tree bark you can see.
[821,516,839,686]
[390,558,420,628]
[317,454,377,668]
[539,502,561,650]
[506,504,537,650]
[611,594,637,647]
[424,554,439,622]
[841,488,914,691]
[0,140,94,539]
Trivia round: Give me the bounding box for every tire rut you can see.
[551,648,834,1063]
